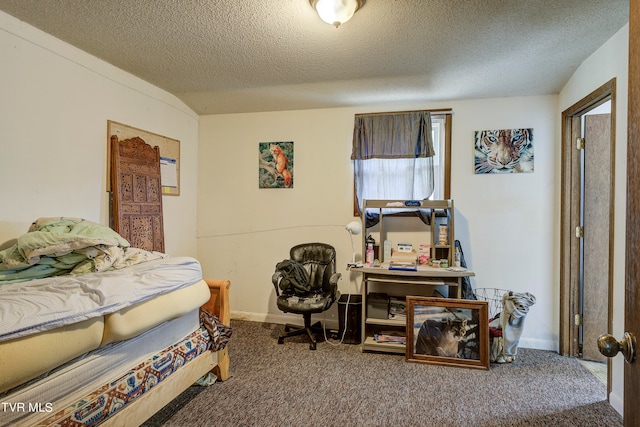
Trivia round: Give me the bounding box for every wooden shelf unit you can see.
[358,199,474,354]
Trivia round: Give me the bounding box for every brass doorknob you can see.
[597,332,636,363]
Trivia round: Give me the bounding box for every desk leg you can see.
[361,275,367,352]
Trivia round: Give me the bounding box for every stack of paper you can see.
[388,297,407,321]
[373,331,406,344]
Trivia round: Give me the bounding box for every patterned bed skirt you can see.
[36,327,212,427]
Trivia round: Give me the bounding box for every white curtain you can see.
[356,157,434,202]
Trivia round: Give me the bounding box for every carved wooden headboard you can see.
[110,135,165,252]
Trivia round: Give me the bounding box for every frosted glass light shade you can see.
[345,220,362,235]
[310,0,365,28]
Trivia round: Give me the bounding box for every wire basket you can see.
[473,288,510,320]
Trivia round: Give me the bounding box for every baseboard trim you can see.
[231,311,340,330]
[517,337,557,352]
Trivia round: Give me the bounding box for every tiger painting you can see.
[474,128,534,174]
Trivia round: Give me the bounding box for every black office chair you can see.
[272,243,341,350]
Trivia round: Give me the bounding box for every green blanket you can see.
[0,217,150,283]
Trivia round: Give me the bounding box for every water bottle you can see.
[366,243,374,265]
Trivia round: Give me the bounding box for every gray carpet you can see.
[144,320,622,427]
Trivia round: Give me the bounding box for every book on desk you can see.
[388,249,418,271]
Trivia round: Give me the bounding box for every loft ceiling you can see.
[0,0,629,115]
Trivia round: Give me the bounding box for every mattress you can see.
[101,278,210,345]
[1,309,203,427]
[0,279,209,395]
[0,317,104,395]
[0,256,203,342]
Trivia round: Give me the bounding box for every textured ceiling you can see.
[0,0,629,115]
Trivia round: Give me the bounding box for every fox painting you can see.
[259,142,294,188]
[269,144,292,187]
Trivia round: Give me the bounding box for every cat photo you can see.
[407,297,489,369]
[415,317,469,358]
[258,141,294,188]
[474,128,534,174]
[413,307,479,361]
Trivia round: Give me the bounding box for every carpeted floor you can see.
[143,320,622,427]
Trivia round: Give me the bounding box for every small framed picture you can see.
[259,141,293,188]
[474,128,534,174]
[406,297,489,370]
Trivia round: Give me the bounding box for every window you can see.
[352,111,451,215]
[430,113,451,201]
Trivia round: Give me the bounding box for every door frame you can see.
[625,1,640,423]
[559,79,616,383]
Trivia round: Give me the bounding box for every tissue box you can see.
[397,243,413,253]
[418,244,431,265]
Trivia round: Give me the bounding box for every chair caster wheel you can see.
[278,337,284,344]
[309,342,316,350]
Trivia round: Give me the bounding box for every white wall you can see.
[558,24,629,416]
[452,96,558,351]
[198,95,558,350]
[0,12,200,256]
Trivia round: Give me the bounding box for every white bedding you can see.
[0,280,210,394]
[0,256,203,342]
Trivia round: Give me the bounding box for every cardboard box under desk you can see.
[367,293,389,319]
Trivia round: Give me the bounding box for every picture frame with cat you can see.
[406,297,489,370]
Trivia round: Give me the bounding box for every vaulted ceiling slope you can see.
[0,0,629,115]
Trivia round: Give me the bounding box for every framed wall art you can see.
[406,297,489,370]
[107,120,181,196]
[474,128,533,174]
[259,141,294,188]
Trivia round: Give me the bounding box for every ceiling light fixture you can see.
[309,0,365,28]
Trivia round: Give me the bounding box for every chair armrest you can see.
[329,272,342,285]
[329,272,342,299]
[272,272,283,296]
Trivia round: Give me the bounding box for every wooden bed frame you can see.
[102,279,231,427]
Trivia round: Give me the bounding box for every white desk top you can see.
[355,264,475,277]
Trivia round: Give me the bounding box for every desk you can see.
[357,265,475,354]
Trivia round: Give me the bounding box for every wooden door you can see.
[625,0,640,423]
[110,135,165,252]
[582,114,612,362]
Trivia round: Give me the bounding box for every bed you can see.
[0,218,231,427]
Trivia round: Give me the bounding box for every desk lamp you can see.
[345,220,362,266]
